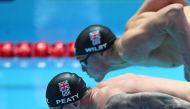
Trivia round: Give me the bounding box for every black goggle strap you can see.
[59,101,80,109]
[79,54,91,65]
[59,104,64,109]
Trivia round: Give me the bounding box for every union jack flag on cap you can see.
[89,30,101,46]
[58,80,71,97]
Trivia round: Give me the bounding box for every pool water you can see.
[0,58,185,109]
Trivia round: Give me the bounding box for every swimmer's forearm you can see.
[134,75,190,102]
[136,0,188,15]
[155,78,190,102]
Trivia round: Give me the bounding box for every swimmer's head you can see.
[75,25,116,82]
[46,72,88,108]
[75,24,116,56]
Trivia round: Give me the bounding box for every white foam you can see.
[20,61,28,68]
[56,62,63,68]
[37,61,46,68]
[3,61,12,68]
[72,61,80,68]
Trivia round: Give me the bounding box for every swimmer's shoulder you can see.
[93,86,123,109]
[125,12,156,30]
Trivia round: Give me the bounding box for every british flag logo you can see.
[89,30,101,46]
[58,80,71,97]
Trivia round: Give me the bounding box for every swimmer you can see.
[46,72,190,109]
[75,0,190,82]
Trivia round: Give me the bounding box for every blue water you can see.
[0,0,189,109]
[0,58,185,109]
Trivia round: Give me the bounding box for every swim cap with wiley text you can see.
[75,24,117,56]
[46,72,88,107]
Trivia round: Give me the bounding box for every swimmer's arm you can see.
[104,92,190,109]
[104,93,132,109]
[135,0,188,15]
[133,75,190,102]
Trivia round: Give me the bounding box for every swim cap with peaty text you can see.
[46,72,88,107]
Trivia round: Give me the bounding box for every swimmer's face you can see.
[77,52,108,82]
